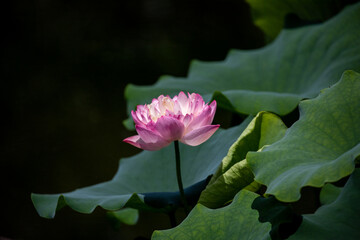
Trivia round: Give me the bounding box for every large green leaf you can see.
[245,0,356,41]
[31,117,252,219]
[152,190,271,240]
[319,183,341,205]
[199,112,287,208]
[252,196,302,240]
[289,169,360,239]
[107,208,139,226]
[247,70,360,202]
[124,2,360,129]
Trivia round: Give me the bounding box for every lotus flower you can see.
[124,92,220,151]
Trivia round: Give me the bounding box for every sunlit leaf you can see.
[31,118,252,219]
[199,112,287,208]
[289,169,360,240]
[152,190,271,240]
[124,2,360,129]
[247,70,360,202]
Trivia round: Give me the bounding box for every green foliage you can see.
[152,190,271,240]
[124,2,360,129]
[245,0,355,41]
[199,112,287,208]
[107,208,139,226]
[319,183,341,205]
[32,2,360,239]
[247,70,360,202]
[289,169,360,239]
[252,196,302,240]
[31,118,252,218]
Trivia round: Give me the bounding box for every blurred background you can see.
[1,0,264,239]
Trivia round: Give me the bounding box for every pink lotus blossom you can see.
[123,92,220,151]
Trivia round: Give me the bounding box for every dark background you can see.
[1,0,263,239]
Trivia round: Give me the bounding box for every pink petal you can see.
[174,91,189,115]
[173,101,182,115]
[180,124,220,146]
[185,105,212,133]
[188,93,205,115]
[140,141,171,151]
[135,125,166,144]
[209,100,217,123]
[131,110,145,126]
[134,105,151,124]
[182,114,193,127]
[155,116,185,141]
[123,135,170,151]
[148,103,161,120]
[123,135,142,149]
[152,96,161,104]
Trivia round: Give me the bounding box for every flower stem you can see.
[174,140,189,214]
[168,210,177,227]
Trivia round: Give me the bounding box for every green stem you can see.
[168,210,177,227]
[174,140,189,214]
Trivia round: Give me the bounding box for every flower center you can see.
[147,96,175,122]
